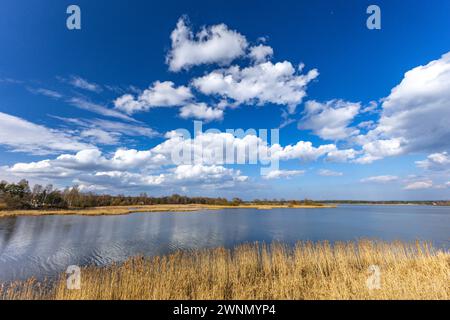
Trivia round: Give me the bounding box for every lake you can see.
[0,205,449,282]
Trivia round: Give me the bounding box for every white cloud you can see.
[68,97,135,122]
[80,128,120,145]
[71,170,166,191]
[5,128,349,191]
[27,87,63,99]
[318,169,343,177]
[269,141,336,162]
[114,81,193,114]
[173,164,247,183]
[353,138,403,164]
[299,100,360,140]
[152,131,338,168]
[416,152,450,171]
[357,120,375,130]
[0,112,92,155]
[179,103,224,121]
[360,175,399,183]
[249,44,273,63]
[68,76,102,92]
[263,169,305,180]
[326,148,358,162]
[9,148,151,175]
[75,163,248,191]
[355,52,450,163]
[166,16,248,72]
[54,117,159,146]
[192,61,319,113]
[361,101,378,113]
[9,152,248,191]
[89,118,158,138]
[404,180,433,190]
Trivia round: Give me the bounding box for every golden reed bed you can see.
[1,240,448,300]
[0,203,334,218]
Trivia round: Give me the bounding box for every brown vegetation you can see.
[0,203,333,218]
[0,179,329,216]
[1,240,448,300]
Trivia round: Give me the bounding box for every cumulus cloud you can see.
[7,147,248,192]
[361,101,379,114]
[299,100,360,140]
[318,169,343,177]
[326,148,358,163]
[249,44,273,63]
[179,103,224,121]
[353,138,403,164]
[357,120,375,130]
[360,175,399,183]
[167,16,248,72]
[114,81,193,114]
[269,141,336,162]
[173,164,247,183]
[404,180,433,190]
[114,17,317,119]
[378,52,450,152]
[10,148,152,174]
[263,169,305,180]
[76,171,166,190]
[5,127,351,191]
[0,112,92,155]
[355,52,450,163]
[152,130,337,167]
[192,61,319,113]
[416,152,450,171]
[75,164,247,191]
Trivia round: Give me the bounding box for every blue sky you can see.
[0,0,449,200]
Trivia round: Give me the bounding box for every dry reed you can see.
[0,203,334,218]
[1,240,448,300]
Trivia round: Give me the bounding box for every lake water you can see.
[0,205,449,282]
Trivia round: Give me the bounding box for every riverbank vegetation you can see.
[0,203,334,218]
[0,179,327,212]
[324,200,450,206]
[1,240,448,300]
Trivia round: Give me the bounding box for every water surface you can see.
[0,205,449,281]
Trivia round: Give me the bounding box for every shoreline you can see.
[0,203,336,218]
[327,203,445,206]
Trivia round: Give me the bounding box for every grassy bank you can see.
[0,203,335,218]
[1,240,448,300]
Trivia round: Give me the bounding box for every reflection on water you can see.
[0,205,449,281]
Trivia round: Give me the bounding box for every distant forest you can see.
[323,200,450,206]
[0,180,448,210]
[0,179,319,210]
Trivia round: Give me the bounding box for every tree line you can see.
[0,179,325,210]
[323,200,450,206]
[0,179,245,210]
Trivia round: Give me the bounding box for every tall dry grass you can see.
[1,240,449,300]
